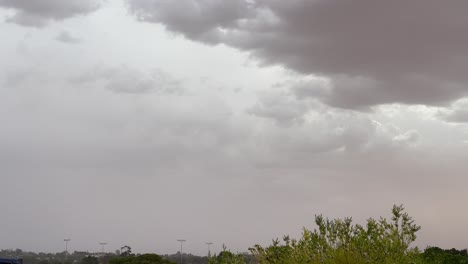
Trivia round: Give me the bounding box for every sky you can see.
[1,0,468,256]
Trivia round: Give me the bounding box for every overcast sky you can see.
[1,0,468,256]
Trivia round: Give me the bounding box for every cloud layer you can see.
[0,0,101,27]
[128,0,468,109]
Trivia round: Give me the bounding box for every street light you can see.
[99,242,108,253]
[177,239,186,264]
[64,239,71,253]
[205,242,213,257]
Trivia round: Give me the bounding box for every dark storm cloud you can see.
[0,0,101,27]
[127,0,257,41]
[127,0,468,108]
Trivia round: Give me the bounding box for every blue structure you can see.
[0,258,23,264]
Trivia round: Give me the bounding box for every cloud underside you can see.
[438,99,468,123]
[128,0,468,109]
[0,0,101,27]
[0,66,425,171]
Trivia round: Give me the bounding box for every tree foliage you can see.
[207,245,248,264]
[422,247,468,264]
[109,254,175,264]
[80,256,99,264]
[249,205,422,264]
[0,249,117,264]
[119,246,134,257]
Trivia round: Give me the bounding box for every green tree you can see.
[110,254,175,264]
[208,245,247,264]
[249,205,422,264]
[80,256,99,264]
[422,247,468,264]
[120,246,134,257]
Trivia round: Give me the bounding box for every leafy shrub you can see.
[207,245,247,264]
[249,205,422,264]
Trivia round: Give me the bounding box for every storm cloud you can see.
[128,0,468,109]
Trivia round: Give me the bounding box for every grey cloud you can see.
[246,86,422,158]
[5,11,48,27]
[0,67,238,173]
[242,111,427,176]
[0,67,253,253]
[0,0,101,27]
[2,65,468,253]
[128,0,468,108]
[392,130,420,147]
[128,0,257,42]
[72,66,184,95]
[2,68,36,88]
[249,108,375,157]
[438,98,468,123]
[247,89,309,126]
[55,31,81,44]
[291,78,330,102]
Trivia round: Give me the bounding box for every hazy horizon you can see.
[1,0,468,256]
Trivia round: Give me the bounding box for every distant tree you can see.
[80,256,99,264]
[100,253,119,264]
[0,249,119,264]
[109,254,174,264]
[208,245,246,264]
[120,246,134,257]
[162,253,207,264]
[422,246,468,264]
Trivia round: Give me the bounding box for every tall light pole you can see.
[99,242,108,253]
[177,239,186,264]
[64,239,71,253]
[205,242,213,257]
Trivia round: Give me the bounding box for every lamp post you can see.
[177,239,186,264]
[64,239,71,253]
[205,242,213,257]
[99,242,108,253]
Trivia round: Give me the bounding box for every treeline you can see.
[161,253,207,264]
[422,247,468,264]
[0,249,117,264]
[0,247,210,264]
[2,205,468,264]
